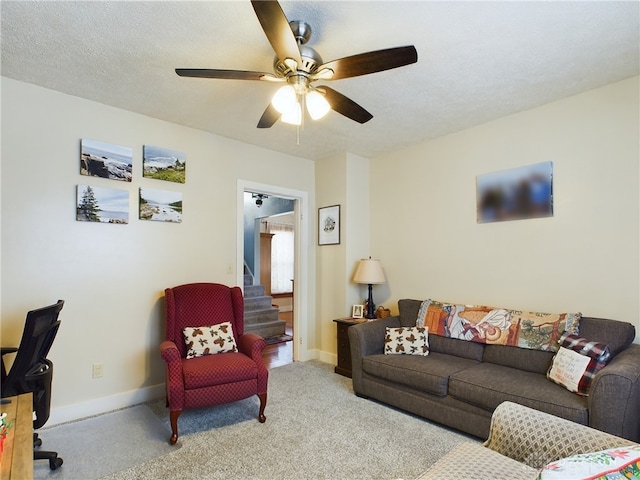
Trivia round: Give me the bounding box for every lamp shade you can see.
[306,90,330,120]
[353,258,387,285]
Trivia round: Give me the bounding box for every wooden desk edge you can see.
[0,393,33,480]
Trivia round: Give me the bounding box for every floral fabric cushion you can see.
[183,322,238,359]
[538,444,640,479]
[384,326,429,356]
[416,299,581,352]
[547,332,610,396]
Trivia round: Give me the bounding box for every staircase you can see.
[243,274,286,339]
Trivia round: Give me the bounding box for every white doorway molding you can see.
[237,180,310,362]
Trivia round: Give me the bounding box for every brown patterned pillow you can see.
[183,322,238,359]
[384,326,429,356]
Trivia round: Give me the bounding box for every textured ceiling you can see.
[2,1,638,161]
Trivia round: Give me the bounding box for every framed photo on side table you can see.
[352,305,364,319]
[318,204,340,245]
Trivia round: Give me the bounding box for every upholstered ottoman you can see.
[415,401,633,480]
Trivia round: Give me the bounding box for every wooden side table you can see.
[333,318,366,378]
[0,392,33,480]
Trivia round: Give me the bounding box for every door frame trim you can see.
[237,180,309,362]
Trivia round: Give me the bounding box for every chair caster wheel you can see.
[49,457,63,470]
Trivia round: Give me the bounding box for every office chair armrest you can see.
[1,347,18,356]
[237,333,267,361]
[1,347,18,382]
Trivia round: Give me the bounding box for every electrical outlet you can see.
[92,363,104,379]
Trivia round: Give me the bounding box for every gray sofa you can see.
[348,299,640,442]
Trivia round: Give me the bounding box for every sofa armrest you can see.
[483,401,632,469]
[160,340,185,410]
[348,316,400,395]
[237,333,267,361]
[588,343,640,442]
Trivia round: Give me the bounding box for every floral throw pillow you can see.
[384,326,429,356]
[547,332,610,396]
[538,444,640,479]
[183,321,238,359]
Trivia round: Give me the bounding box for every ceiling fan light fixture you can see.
[272,85,297,114]
[281,101,302,125]
[306,90,330,120]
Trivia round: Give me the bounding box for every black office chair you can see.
[1,300,64,470]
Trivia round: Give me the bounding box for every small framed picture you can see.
[352,305,364,319]
[318,204,340,245]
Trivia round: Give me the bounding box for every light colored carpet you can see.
[36,361,477,480]
[34,404,177,480]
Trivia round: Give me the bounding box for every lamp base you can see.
[365,284,376,319]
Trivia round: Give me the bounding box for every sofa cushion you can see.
[362,352,479,397]
[384,326,429,356]
[547,332,611,396]
[483,344,554,375]
[449,363,588,424]
[182,351,257,389]
[428,334,485,361]
[183,322,238,359]
[415,442,538,480]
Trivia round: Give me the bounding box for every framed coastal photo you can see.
[76,184,129,224]
[318,204,340,245]
[139,188,182,223]
[352,305,364,319]
[477,161,553,224]
[143,145,186,184]
[80,138,133,182]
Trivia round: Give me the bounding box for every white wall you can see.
[0,78,316,423]
[369,77,640,335]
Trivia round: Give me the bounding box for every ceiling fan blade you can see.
[317,46,418,80]
[257,103,280,128]
[251,0,302,65]
[175,68,280,81]
[320,86,373,124]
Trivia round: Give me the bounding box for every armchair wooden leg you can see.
[169,409,182,445]
[257,392,267,423]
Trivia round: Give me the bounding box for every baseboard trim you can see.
[47,383,165,426]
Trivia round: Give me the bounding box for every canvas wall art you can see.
[80,138,133,182]
[76,184,129,224]
[143,145,186,184]
[139,188,182,223]
[477,161,553,223]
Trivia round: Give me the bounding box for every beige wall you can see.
[0,78,316,423]
[2,74,638,423]
[369,77,640,335]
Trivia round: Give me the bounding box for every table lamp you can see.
[353,257,387,319]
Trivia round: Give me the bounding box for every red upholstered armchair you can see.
[160,282,268,444]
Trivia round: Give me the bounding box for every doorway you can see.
[237,180,309,363]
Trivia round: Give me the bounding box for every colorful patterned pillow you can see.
[547,332,611,396]
[416,299,581,351]
[384,326,429,356]
[538,444,640,479]
[183,322,238,359]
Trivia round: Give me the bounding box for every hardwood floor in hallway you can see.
[262,310,293,369]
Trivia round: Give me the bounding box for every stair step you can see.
[244,307,279,324]
[243,274,253,287]
[244,284,265,298]
[245,318,287,339]
[244,295,273,311]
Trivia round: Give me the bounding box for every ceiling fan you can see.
[175,0,418,128]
